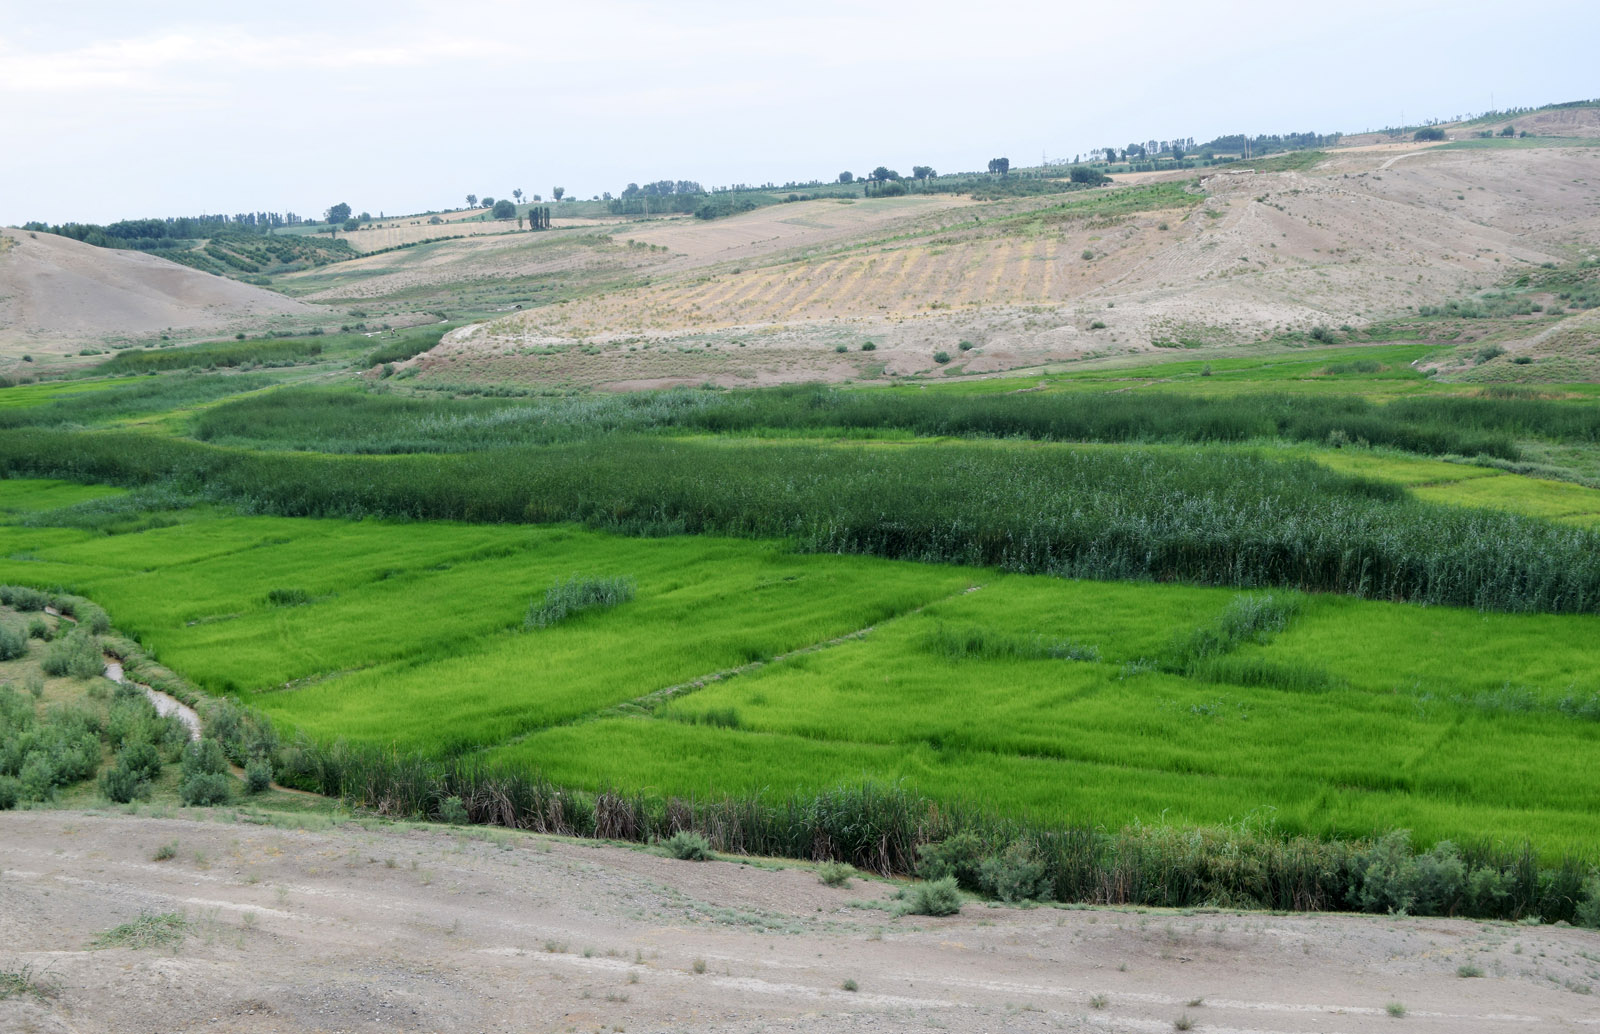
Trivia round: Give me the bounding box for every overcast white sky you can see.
[1,0,1595,225]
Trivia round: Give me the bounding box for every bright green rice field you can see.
[2,477,1595,855]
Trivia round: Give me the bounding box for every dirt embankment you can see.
[2,810,1596,1033]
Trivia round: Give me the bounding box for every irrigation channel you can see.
[103,657,200,741]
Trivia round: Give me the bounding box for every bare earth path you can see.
[2,812,1597,1033]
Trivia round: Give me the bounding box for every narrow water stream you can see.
[103,658,201,741]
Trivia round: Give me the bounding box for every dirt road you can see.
[2,810,1596,1033]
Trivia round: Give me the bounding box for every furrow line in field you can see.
[484,583,986,752]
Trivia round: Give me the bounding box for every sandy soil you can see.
[416,143,1600,388]
[3,810,1596,1034]
[0,228,318,357]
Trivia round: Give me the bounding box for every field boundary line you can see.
[489,583,986,748]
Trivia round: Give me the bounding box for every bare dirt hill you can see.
[0,227,318,357]
[3,810,1595,1034]
[415,143,1600,389]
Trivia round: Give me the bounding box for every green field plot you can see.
[501,577,1600,853]
[1306,450,1600,526]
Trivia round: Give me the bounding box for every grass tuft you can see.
[93,912,188,950]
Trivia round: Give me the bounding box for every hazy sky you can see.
[2,0,1595,225]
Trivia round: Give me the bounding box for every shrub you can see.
[40,629,103,679]
[818,861,854,887]
[265,587,310,607]
[979,839,1051,902]
[18,753,55,801]
[1089,320,1107,329]
[834,344,848,353]
[1456,963,1484,978]
[23,674,43,699]
[439,794,468,824]
[119,741,163,783]
[1414,127,1446,141]
[0,623,26,661]
[904,877,962,916]
[918,832,985,889]
[1575,877,1600,929]
[665,830,711,860]
[860,342,876,351]
[1081,249,1095,261]
[244,758,272,794]
[152,840,178,862]
[932,351,951,364]
[0,586,50,612]
[99,762,146,803]
[958,341,974,351]
[180,738,229,779]
[1309,325,1337,343]
[526,576,636,629]
[179,771,231,806]
[27,618,50,640]
[0,775,18,810]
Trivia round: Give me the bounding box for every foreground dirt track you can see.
[2,811,1597,1033]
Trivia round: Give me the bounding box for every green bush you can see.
[27,618,50,640]
[40,630,103,679]
[118,741,163,783]
[979,839,1051,902]
[0,586,50,611]
[860,342,876,351]
[179,771,231,806]
[244,758,272,794]
[665,831,712,860]
[99,762,147,803]
[904,876,962,916]
[1576,877,1600,929]
[180,738,229,779]
[1414,127,1446,141]
[917,831,985,889]
[0,624,26,661]
[932,351,951,364]
[0,775,19,809]
[439,794,468,824]
[818,861,854,887]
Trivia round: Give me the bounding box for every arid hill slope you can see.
[415,143,1599,388]
[0,227,317,356]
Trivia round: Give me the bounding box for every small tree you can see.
[912,165,935,180]
[512,188,524,204]
[987,157,1010,175]
[552,186,565,201]
[838,171,854,183]
[325,202,352,225]
[1414,127,1446,141]
[466,194,478,208]
[492,199,516,219]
